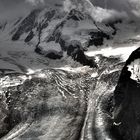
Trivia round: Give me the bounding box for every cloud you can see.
[26,0,44,6]
[0,0,65,20]
[0,0,32,20]
[62,0,128,22]
[62,0,140,22]
[63,0,75,12]
[90,0,140,19]
[128,0,140,17]
[90,7,127,22]
[63,0,72,12]
[0,0,140,22]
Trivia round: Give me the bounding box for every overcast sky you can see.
[0,0,140,21]
[0,0,31,20]
[0,0,64,20]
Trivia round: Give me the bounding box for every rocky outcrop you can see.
[24,30,34,42]
[45,51,63,59]
[105,19,122,35]
[67,9,85,21]
[112,47,140,140]
[87,31,110,47]
[11,9,56,41]
[12,9,41,41]
[67,41,96,67]
[8,7,115,69]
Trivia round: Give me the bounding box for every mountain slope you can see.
[0,7,116,69]
[0,4,140,139]
[112,47,140,140]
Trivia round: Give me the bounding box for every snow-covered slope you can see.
[0,5,139,74]
[0,6,116,71]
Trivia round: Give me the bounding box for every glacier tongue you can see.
[85,46,139,61]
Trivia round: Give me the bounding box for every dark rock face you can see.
[59,37,68,51]
[112,47,140,140]
[46,21,65,43]
[87,31,110,47]
[67,43,96,67]
[67,9,85,21]
[0,22,7,31]
[44,10,56,22]
[37,10,56,32]
[12,9,56,41]
[34,46,43,55]
[45,51,63,59]
[106,19,122,35]
[10,8,113,68]
[24,30,34,42]
[13,17,22,26]
[0,25,2,30]
[12,9,40,41]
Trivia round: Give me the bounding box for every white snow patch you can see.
[56,66,92,73]
[37,73,47,78]
[127,59,140,82]
[0,75,27,88]
[91,72,98,78]
[26,68,37,74]
[94,56,100,63]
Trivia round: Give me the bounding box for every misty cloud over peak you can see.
[25,0,45,5]
[92,0,140,18]
[61,0,140,22]
[0,0,140,22]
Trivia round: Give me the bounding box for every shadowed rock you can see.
[113,47,140,140]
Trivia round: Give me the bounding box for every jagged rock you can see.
[67,9,85,21]
[12,9,41,41]
[106,19,122,35]
[45,51,63,59]
[112,47,140,140]
[34,46,43,55]
[87,31,110,47]
[67,40,96,67]
[24,30,34,42]
[8,7,114,68]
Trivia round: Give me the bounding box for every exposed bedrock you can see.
[112,47,140,140]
